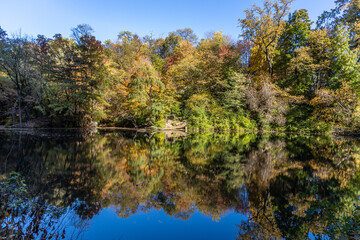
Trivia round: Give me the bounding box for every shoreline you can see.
[1,125,360,136]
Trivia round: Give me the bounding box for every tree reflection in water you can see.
[0,130,359,239]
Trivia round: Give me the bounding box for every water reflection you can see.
[0,130,360,239]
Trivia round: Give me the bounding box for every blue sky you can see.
[0,0,335,42]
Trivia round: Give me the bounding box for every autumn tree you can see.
[0,35,40,127]
[124,58,166,127]
[165,39,200,101]
[157,28,197,59]
[108,31,143,73]
[240,0,294,78]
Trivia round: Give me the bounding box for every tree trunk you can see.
[18,91,22,128]
[269,61,273,78]
[11,105,15,126]
[266,53,273,78]
[25,105,30,121]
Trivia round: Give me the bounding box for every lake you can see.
[1,129,359,239]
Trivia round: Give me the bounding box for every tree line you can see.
[0,0,359,131]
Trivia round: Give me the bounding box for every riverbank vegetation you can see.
[0,0,359,132]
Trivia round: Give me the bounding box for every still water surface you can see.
[1,129,360,239]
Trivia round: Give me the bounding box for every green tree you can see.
[329,24,360,91]
[45,25,106,127]
[317,0,360,55]
[274,9,313,97]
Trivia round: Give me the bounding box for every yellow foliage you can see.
[248,38,267,78]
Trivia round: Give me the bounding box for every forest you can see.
[0,0,359,132]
